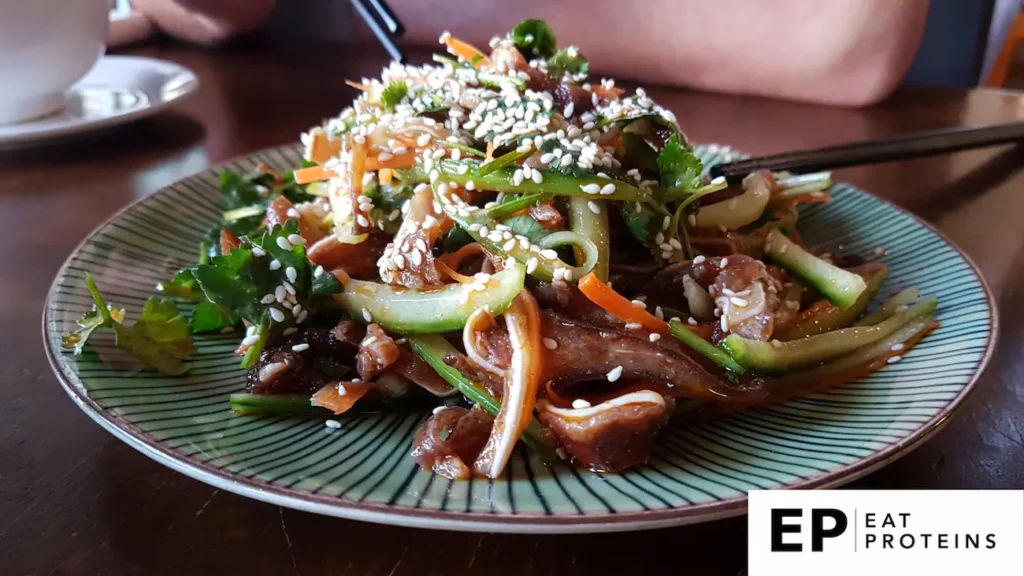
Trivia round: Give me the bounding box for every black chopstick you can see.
[710,121,1024,182]
[366,0,404,36]
[349,0,406,63]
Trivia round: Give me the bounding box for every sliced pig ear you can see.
[536,392,673,472]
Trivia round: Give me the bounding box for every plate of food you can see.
[44,20,995,533]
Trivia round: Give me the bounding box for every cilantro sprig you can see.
[380,80,409,109]
[62,274,196,375]
[512,19,557,59]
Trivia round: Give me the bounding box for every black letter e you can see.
[771,509,803,552]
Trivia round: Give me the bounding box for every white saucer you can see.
[0,55,198,149]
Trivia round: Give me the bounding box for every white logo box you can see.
[748,490,1024,576]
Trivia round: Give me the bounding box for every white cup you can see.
[0,0,110,125]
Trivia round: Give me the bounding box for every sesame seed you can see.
[288,234,305,246]
[553,268,565,281]
[730,297,749,307]
[526,257,539,274]
[687,317,697,325]
[513,169,525,186]
[260,294,276,304]
[275,237,292,250]
[688,214,697,226]
[662,216,671,231]
[283,281,296,296]
[251,246,266,257]
[874,247,887,257]
[415,238,427,252]
[285,266,297,283]
[542,337,558,350]
[588,200,601,214]
[891,343,905,351]
[563,269,573,282]
[624,322,642,330]
[411,249,424,266]
[356,215,370,228]
[606,366,624,382]
[292,304,302,317]
[296,309,308,323]
[269,308,285,323]
[416,134,431,147]
[770,339,782,349]
[465,180,477,191]
[393,254,406,269]
[599,183,616,195]
[283,327,298,336]
[325,420,341,429]
[314,265,324,278]
[720,314,729,332]
[572,399,591,409]
[720,258,729,267]
[502,238,516,251]
[242,334,260,346]
[711,176,726,185]
[887,355,903,364]
[649,333,662,342]
[292,343,310,352]
[564,102,575,118]
[362,308,373,323]
[669,238,682,250]
[274,285,287,302]
[693,255,706,264]
[581,183,601,194]
[540,249,558,259]
[532,170,543,184]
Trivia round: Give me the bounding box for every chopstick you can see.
[349,0,406,63]
[710,121,1024,182]
[365,0,404,36]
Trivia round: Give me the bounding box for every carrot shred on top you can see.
[577,272,669,332]
[293,165,334,184]
[444,36,489,68]
[311,382,370,415]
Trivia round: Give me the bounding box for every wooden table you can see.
[2,42,1022,575]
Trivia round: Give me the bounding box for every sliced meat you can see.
[536,391,674,472]
[377,185,445,289]
[445,351,505,398]
[356,324,401,381]
[390,350,455,397]
[709,255,788,341]
[246,328,353,395]
[220,228,240,256]
[266,196,326,244]
[307,232,390,279]
[528,202,566,230]
[410,406,493,480]
[536,311,735,400]
[529,280,623,328]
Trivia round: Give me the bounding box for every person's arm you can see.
[130,0,275,44]
[393,0,930,107]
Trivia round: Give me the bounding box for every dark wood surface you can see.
[2,42,1022,576]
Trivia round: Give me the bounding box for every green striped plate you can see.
[43,144,997,533]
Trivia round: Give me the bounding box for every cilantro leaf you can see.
[622,133,659,175]
[62,273,196,375]
[158,269,203,301]
[501,215,549,245]
[547,47,588,80]
[512,19,557,59]
[190,300,239,333]
[380,80,408,110]
[620,204,653,246]
[657,133,704,191]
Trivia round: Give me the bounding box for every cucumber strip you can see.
[437,159,650,202]
[764,229,867,310]
[777,266,888,340]
[569,197,610,281]
[406,335,555,460]
[854,287,919,327]
[333,265,525,334]
[720,296,937,373]
[230,393,331,416]
[223,205,266,222]
[668,321,747,373]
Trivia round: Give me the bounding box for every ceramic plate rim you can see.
[0,55,199,148]
[41,144,999,533]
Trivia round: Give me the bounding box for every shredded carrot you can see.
[307,129,341,164]
[578,272,669,332]
[293,165,336,185]
[345,79,370,91]
[779,192,832,207]
[438,242,486,271]
[591,85,625,100]
[435,260,476,284]
[378,167,393,185]
[311,382,371,415]
[444,36,489,68]
[485,141,495,160]
[367,152,417,170]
